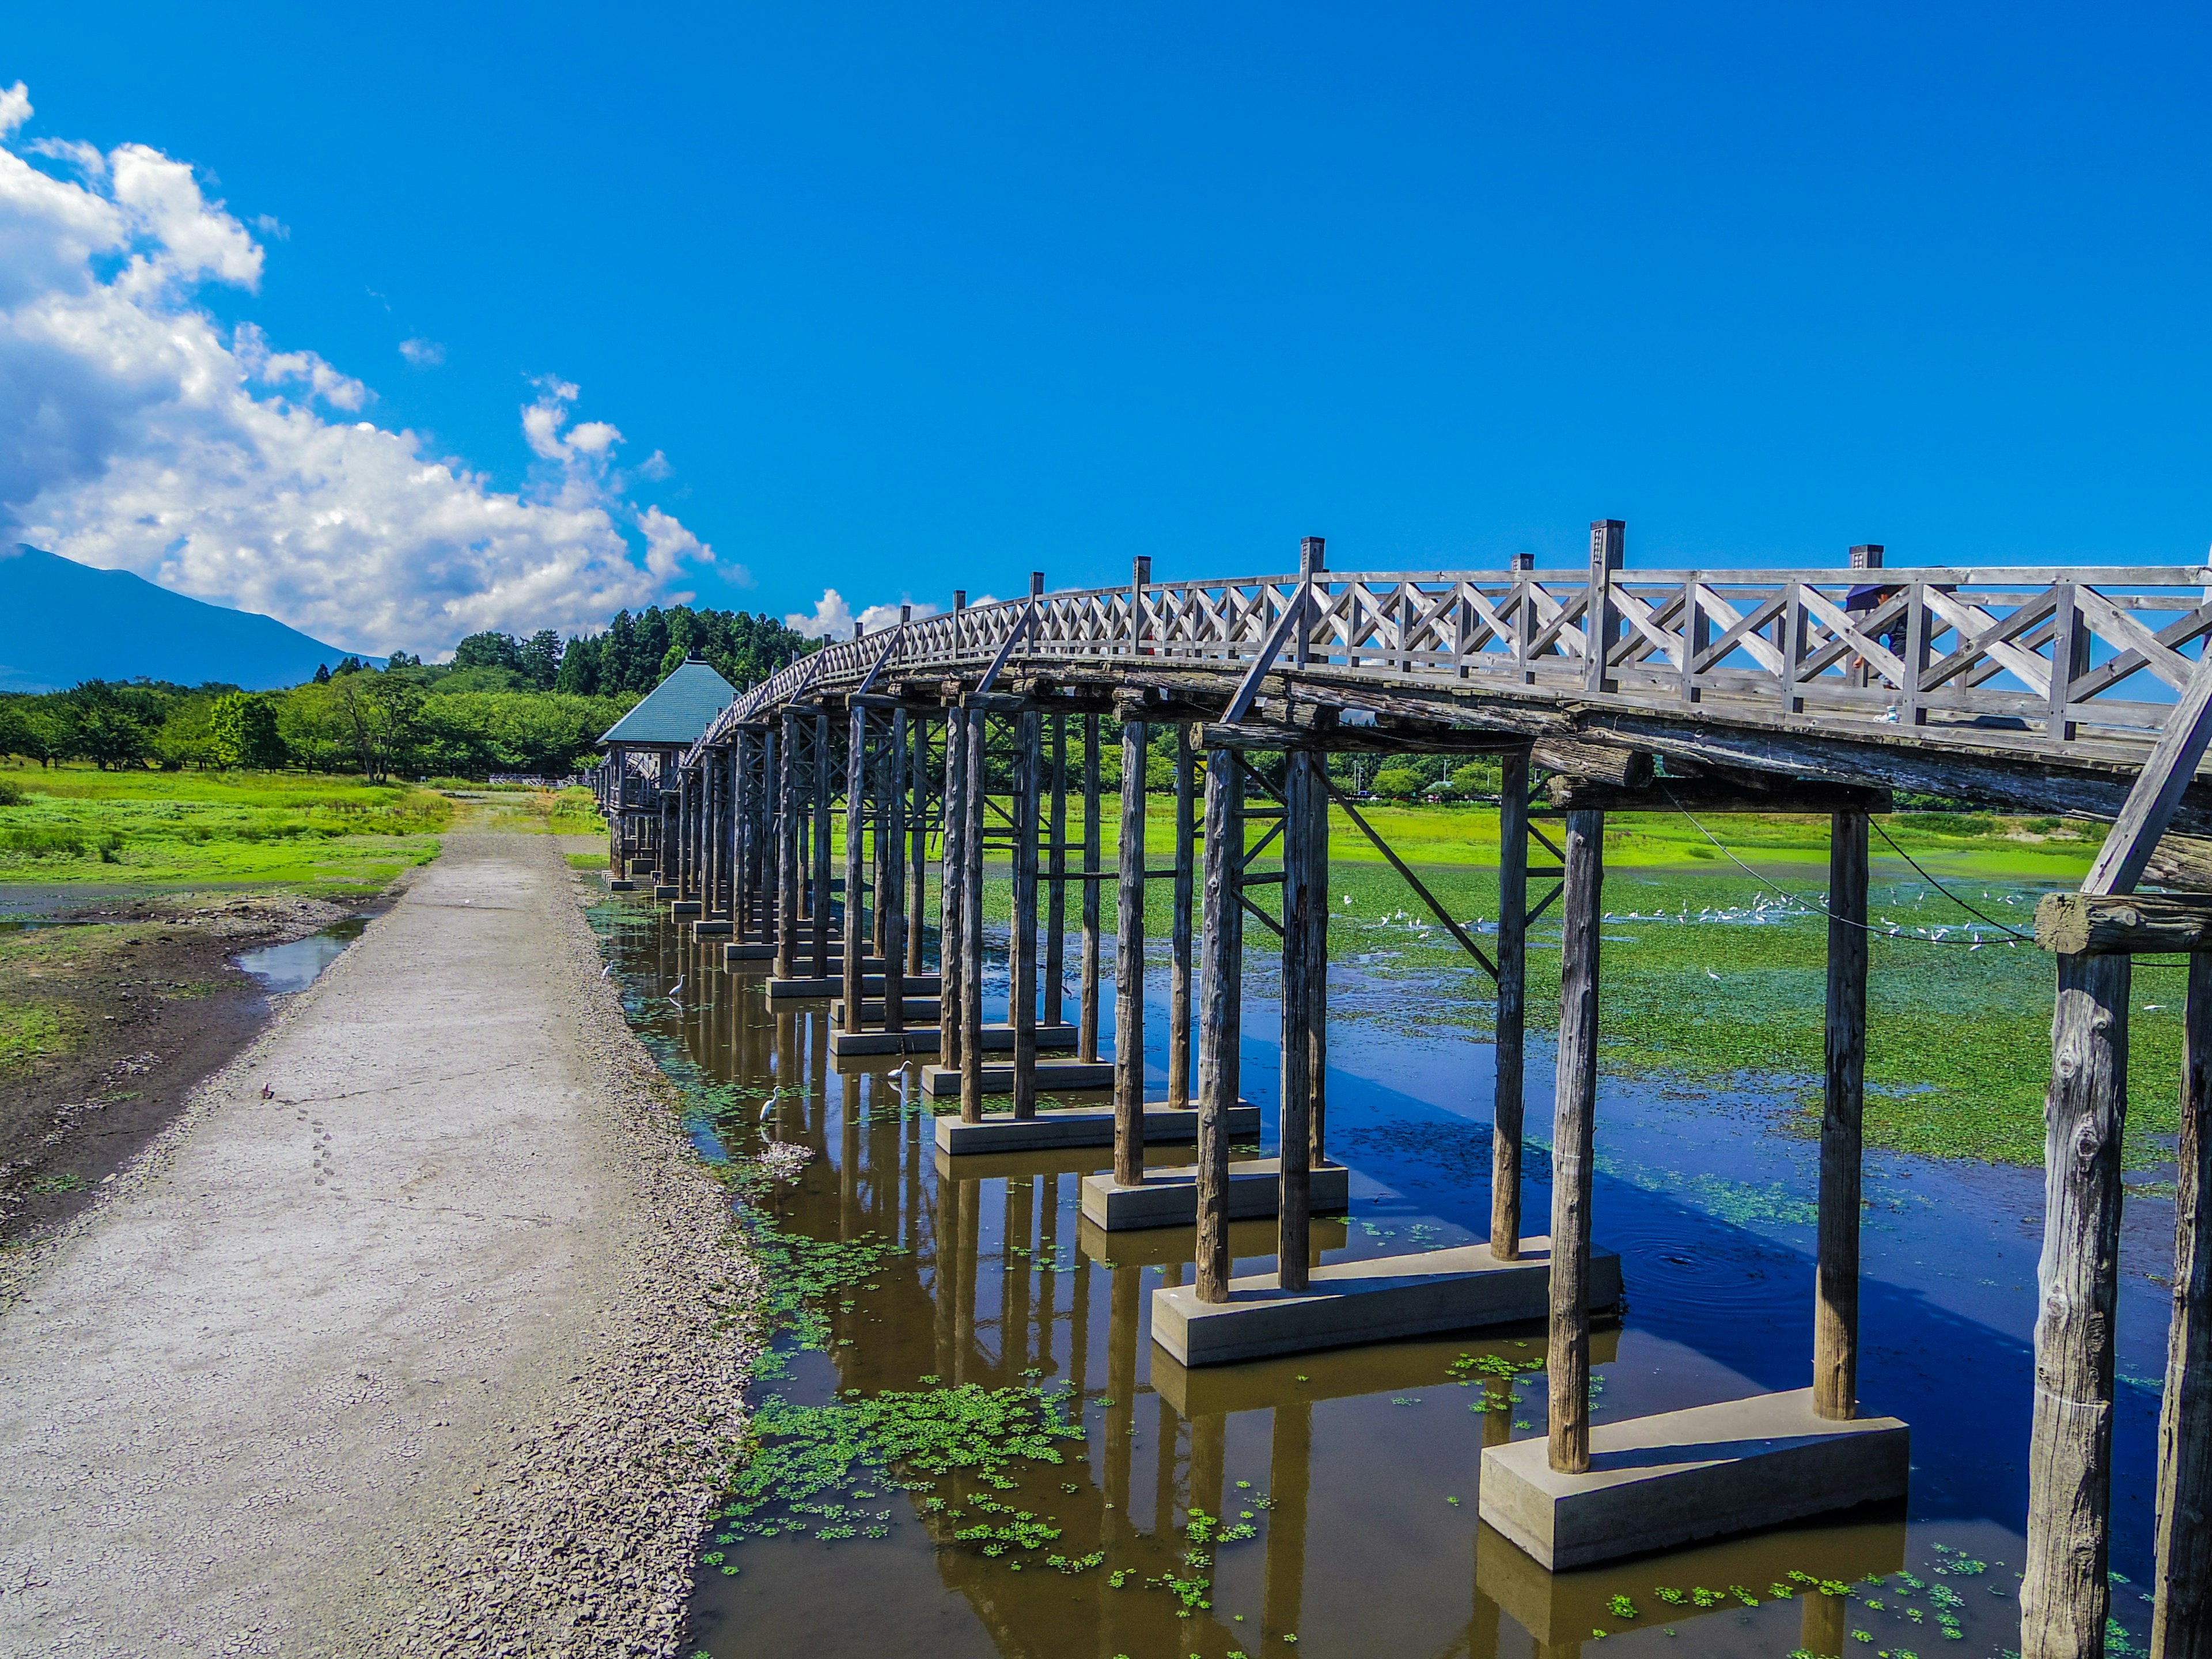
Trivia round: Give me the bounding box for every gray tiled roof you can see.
[598,659,737,745]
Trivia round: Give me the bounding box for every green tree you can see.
[519,630,562,688]
[0,702,54,766]
[326,673,424,781]
[209,692,288,770]
[1370,767,1423,800]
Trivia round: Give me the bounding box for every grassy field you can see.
[0,766,450,895]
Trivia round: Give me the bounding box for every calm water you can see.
[596,900,2171,1659]
[234,918,368,993]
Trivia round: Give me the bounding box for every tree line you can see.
[0,604,818,780]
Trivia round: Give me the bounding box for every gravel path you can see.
[0,832,756,1657]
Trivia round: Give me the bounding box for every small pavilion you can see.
[594,655,735,879]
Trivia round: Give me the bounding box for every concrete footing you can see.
[688,918,733,935]
[828,1022,1078,1059]
[933,1102,1261,1154]
[1478,1388,1910,1571]
[606,878,637,892]
[918,1058,1115,1097]
[1151,1237,1620,1368]
[766,972,941,999]
[1079,1158,1350,1230]
[653,885,681,900]
[668,899,703,916]
[830,997,942,1024]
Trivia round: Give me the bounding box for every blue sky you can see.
[6,2,2210,652]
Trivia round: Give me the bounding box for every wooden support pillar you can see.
[759,728,779,938]
[811,712,833,978]
[940,710,967,1073]
[1012,709,1042,1118]
[1815,809,1870,1418]
[2022,951,2130,1659]
[1195,745,1243,1303]
[842,705,867,1033]
[1278,747,1325,1292]
[1080,713,1103,1063]
[1491,748,1530,1259]
[776,713,802,979]
[1045,714,1068,1028]
[882,709,907,1034]
[1113,718,1149,1187]
[1170,724,1198,1108]
[1547,808,1604,1475]
[2154,953,2212,1659]
[908,712,929,976]
[959,707,987,1123]
[872,722,891,961]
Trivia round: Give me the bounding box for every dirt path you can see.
[0,832,753,1658]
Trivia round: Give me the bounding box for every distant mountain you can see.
[0,546,378,693]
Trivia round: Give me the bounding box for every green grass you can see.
[0,767,450,893]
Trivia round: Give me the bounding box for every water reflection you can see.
[605,907,2065,1659]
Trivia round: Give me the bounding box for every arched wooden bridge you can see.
[593,532,2212,1659]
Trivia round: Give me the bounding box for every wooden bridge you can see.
[592,530,2212,1659]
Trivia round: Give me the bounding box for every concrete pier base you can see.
[653,885,681,900]
[606,878,637,892]
[830,997,942,1024]
[688,918,732,935]
[766,972,941,1000]
[1151,1237,1620,1368]
[738,946,872,969]
[1478,1388,1910,1571]
[917,1058,1116,1097]
[827,1022,1078,1059]
[668,899,702,916]
[1079,1158,1350,1230]
[933,1101,1261,1153]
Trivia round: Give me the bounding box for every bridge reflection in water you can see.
[644,921,1907,1659]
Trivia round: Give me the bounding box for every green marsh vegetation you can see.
[0,767,448,893]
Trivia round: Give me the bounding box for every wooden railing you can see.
[695,563,2212,767]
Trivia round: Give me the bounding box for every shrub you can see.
[1370,768,1423,800]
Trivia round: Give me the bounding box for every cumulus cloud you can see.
[398,336,443,367]
[786,589,941,639]
[0,86,726,656]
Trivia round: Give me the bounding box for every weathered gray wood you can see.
[1492,748,1529,1260]
[2087,652,2212,896]
[1195,747,1243,1304]
[2036,892,2212,956]
[939,709,966,1071]
[1113,718,1149,1188]
[1171,724,1196,1109]
[2149,831,2212,891]
[1012,709,1041,1120]
[1548,808,1604,1475]
[843,707,868,1034]
[1815,810,1869,1419]
[1530,737,1652,787]
[775,711,802,979]
[909,712,929,976]
[2154,953,2212,1659]
[882,709,907,1034]
[2022,950,2130,1659]
[959,708,987,1122]
[812,712,833,978]
[1546,776,1892,815]
[1080,713,1103,1063]
[1278,748,1321,1292]
[1046,713,1067,1029]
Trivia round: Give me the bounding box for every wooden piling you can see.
[1195,746,1243,1303]
[811,711,833,978]
[842,706,867,1033]
[775,711,801,979]
[1815,809,1869,1418]
[959,707,987,1123]
[1171,725,1197,1108]
[2154,953,2212,1659]
[1547,808,1604,1475]
[1013,709,1042,1119]
[882,709,906,1034]
[1114,718,1149,1188]
[1046,714,1067,1029]
[1278,747,1322,1293]
[1080,713,1103,1063]
[940,709,967,1073]
[2022,950,2130,1659]
[1491,748,1530,1259]
[909,711,929,976]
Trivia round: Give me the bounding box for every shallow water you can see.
[234,918,367,993]
[595,898,2171,1659]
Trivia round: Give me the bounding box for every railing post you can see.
[1297,537,1324,669]
[1584,520,1624,696]
[1512,552,1536,687]
[1131,557,1151,658]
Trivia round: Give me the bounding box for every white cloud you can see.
[786,589,940,639]
[398,336,444,368]
[0,88,731,656]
